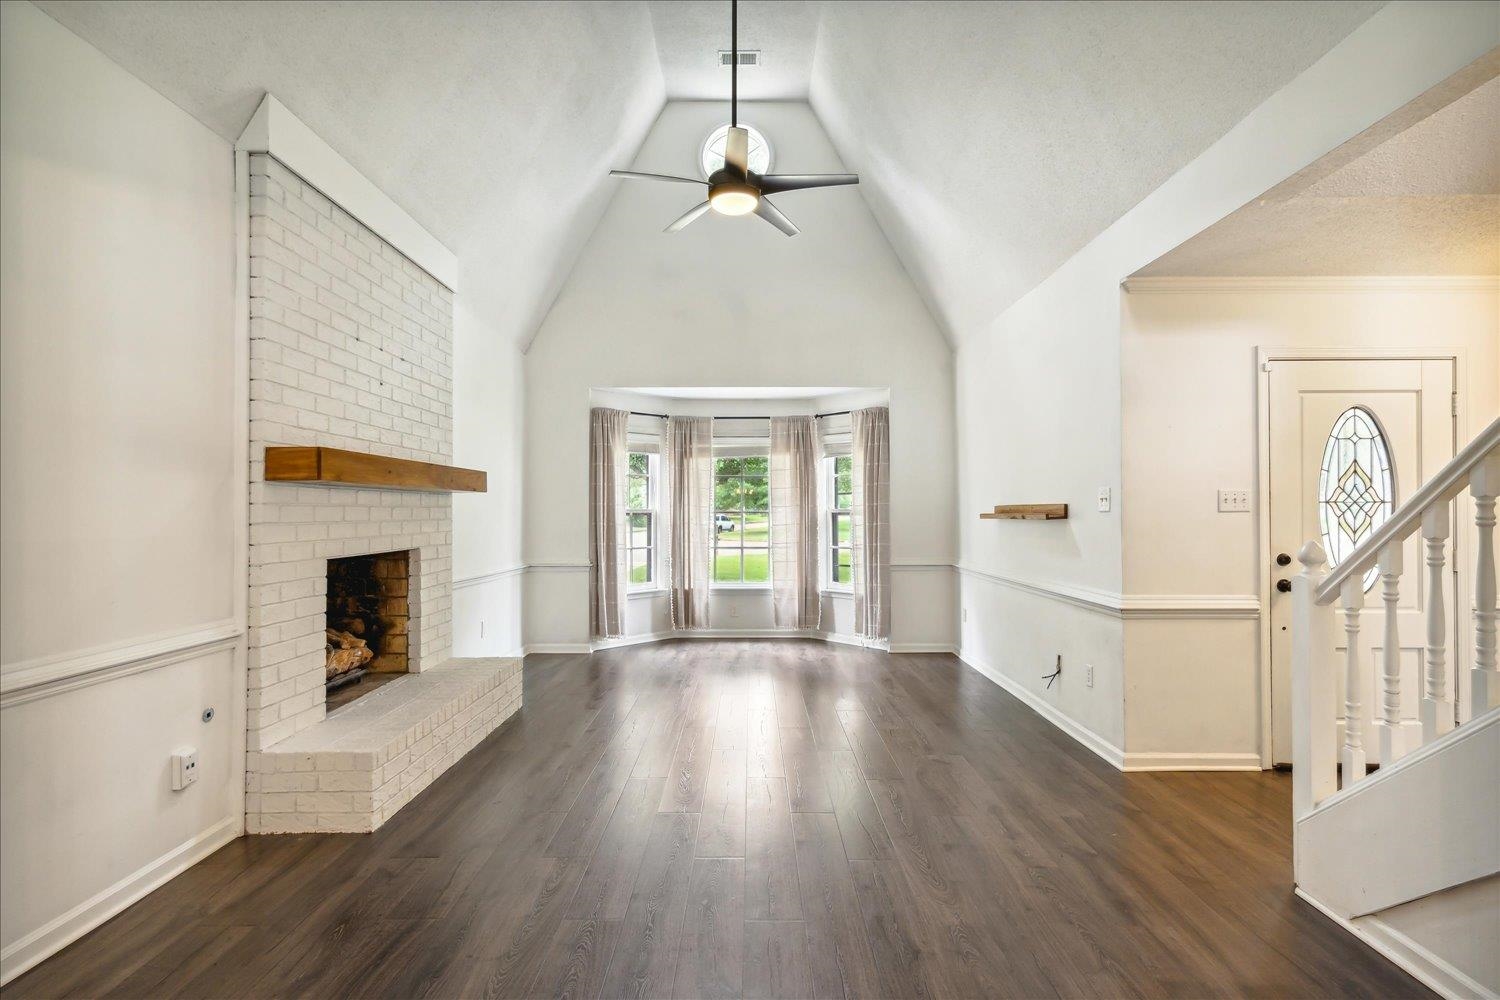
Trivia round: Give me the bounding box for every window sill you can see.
[821,588,854,598]
[628,587,666,600]
[710,584,772,592]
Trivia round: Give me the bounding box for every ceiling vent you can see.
[718,49,760,67]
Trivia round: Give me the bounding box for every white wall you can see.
[522,101,957,652]
[1120,282,1500,763]
[953,0,1500,766]
[0,1,241,981]
[452,299,526,657]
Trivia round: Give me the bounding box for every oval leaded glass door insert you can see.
[1317,406,1396,590]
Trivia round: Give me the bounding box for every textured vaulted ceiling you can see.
[808,1,1385,339]
[1137,73,1500,277]
[33,0,667,349]
[35,0,1388,348]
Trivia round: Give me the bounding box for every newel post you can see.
[1292,541,1336,818]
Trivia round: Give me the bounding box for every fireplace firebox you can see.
[325,550,410,710]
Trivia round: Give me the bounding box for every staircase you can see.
[1290,416,1500,998]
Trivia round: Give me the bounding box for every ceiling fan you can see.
[608,0,858,236]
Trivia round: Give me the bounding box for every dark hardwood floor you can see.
[6,641,1429,999]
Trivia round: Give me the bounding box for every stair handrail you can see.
[1315,416,1500,605]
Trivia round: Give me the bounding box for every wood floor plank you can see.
[696,747,748,858]
[779,726,833,812]
[569,776,666,919]
[742,920,812,1000]
[599,812,698,999]
[6,643,1433,1000]
[790,811,883,1000]
[744,777,801,920]
[658,724,713,813]
[672,858,744,999]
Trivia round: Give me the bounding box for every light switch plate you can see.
[1097,487,1111,512]
[1217,489,1251,513]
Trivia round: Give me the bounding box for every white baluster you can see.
[1473,455,1500,714]
[1420,503,1452,742]
[1376,541,1411,765]
[1293,541,1336,817]
[1339,576,1366,786]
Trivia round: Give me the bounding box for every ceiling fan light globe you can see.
[709,182,758,216]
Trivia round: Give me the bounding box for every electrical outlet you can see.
[1085,664,1094,688]
[962,608,968,623]
[728,603,739,619]
[1217,489,1251,513]
[171,747,199,790]
[1097,487,1111,512]
[479,620,486,639]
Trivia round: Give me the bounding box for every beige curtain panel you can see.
[588,407,630,639]
[667,416,714,630]
[851,406,892,641]
[770,415,821,630]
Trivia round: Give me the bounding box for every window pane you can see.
[834,547,852,583]
[831,513,850,545]
[715,457,744,476]
[743,456,768,475]
[714,477,744,509]
[628,512,651,547]
[715,512,743,540]
[835,456,853,507]
[742,511,769,546]
[743,548,770,583]
[627,475,648,510]
[742,476,769,511]
[714,549,743,582]
[629,453,649,475]
[629,549,651,584]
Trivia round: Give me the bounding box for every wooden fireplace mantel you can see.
[264,446,487,493]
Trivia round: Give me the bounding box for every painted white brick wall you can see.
[246,153,454,754]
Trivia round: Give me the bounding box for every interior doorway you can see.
[1261,352,1460,766]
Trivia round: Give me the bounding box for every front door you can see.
[1268,358,1455,766]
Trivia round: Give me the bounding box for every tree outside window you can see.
[714,456,770,583]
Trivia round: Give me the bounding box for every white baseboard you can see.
[1121,751,1264,771]
[522,643,591,654]
[891,643,958,654]
[957,648,1126,769]
[0,815,241,986]
[1295,887,1495,1000]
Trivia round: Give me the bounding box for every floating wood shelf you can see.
[980,503,1068,521]
[265,446,487,493]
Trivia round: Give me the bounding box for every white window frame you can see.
[626,452,659,591]
[826,455,853,592]
[712,452,772,589]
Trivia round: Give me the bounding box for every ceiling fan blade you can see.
[758,173,860,195]
[610,170,704,185]
[665,201,713,233]
[724,126,750,177]
[753,197,798,237]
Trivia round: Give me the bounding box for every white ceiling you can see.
[647,0,820,101]
[1137,73,1500,277]
[35,0,1390,347]
[34,0,667,349]
[807,1,1386,338]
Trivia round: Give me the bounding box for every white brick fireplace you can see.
[243,151,518,833]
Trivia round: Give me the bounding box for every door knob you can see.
[1276,579,1292,593]
[1276,552,1292,567]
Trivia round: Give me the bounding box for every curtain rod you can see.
[628,410,852,421]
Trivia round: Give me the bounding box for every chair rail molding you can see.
[955,565,1259,619]
[453,564,528,590]
[0,619,244,706]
